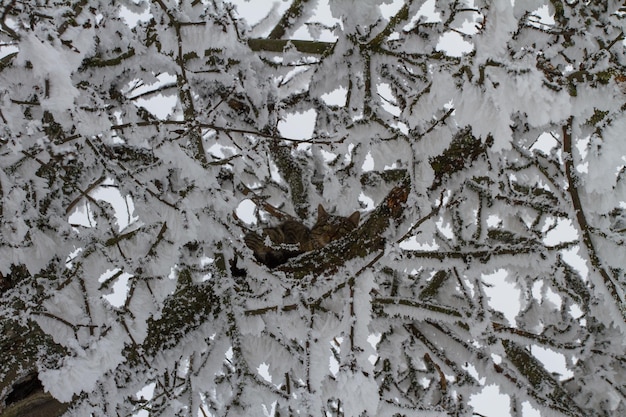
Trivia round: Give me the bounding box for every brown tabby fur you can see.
[245,205,360,268]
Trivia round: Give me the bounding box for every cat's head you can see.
[311,204,360,247]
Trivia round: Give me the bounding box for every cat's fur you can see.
[245,205,360,268]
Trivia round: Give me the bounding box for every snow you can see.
[39,326,128,403]
[2,0,625,415]
[15,34,78,111]
[119,3,152,28]
[358,191,375,210]
[585,113,626,193]
[326,370,380,417]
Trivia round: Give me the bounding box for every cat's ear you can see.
[317,204,329,221]
[347,211,360,227]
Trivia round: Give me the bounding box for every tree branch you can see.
[562,118,626,320]
[247,38,335,54]
[267,0,313,40]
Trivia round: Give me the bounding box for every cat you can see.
[244,204,360,268]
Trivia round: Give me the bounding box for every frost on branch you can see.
[1,1,625,417]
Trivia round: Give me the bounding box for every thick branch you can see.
[562,119,625,318]
[247,38,335,54]
[502,339,584,417]
[267,0,314,40]
[368,2,410,48]
[268,141,309,219]
[1,390,68,417]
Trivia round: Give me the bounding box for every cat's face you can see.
[311,205,360,247]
